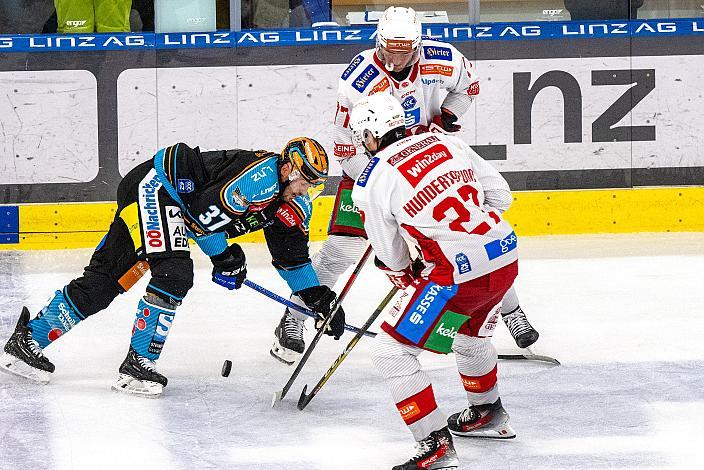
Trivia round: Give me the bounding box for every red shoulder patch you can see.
[276,203,303,227]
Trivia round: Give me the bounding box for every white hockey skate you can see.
[111,347,167,398]
[0,306,54,384]
[447,398,516,439]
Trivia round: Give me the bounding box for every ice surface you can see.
[1,233,703,470]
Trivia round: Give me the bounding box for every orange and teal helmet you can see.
[281,137,329,186]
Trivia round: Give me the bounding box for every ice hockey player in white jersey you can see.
[270,5,538,365]
[350,92,517,470]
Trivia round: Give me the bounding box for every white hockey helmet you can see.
[376,6,422,53]
[349,93,406,152]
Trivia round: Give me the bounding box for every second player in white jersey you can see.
[353,132,517,284]
[332,41,479,178]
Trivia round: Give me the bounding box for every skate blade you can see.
[269,340,301,366]
[451,409,517,439]
[0,353,50,384]
[450,426,516,439]
[111,373,163,398]
[271,390,282,407]
[450,419,516,439]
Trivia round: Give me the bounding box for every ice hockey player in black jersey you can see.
[0,137,345,397]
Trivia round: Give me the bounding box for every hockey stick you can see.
[271,245,374,406]
[248,279,557,363]
[497,346,560,365]
[243,279,374,338]
[297,285,399,411]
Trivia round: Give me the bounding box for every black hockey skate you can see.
[0,306,55,384]
[392,427,459,470]
[502,305,539,348]
[447,398,516,439]
[111,346,167,398]
[270,309,304,365]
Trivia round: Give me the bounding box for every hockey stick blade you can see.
[297,286,399,411]
[271,390,282,407]
[272,246,373,405]
[296,385,309,409]
[498,353,561,365]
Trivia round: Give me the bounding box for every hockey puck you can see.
[221,360,232,377]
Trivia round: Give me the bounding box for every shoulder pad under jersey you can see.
[221,157,280,214]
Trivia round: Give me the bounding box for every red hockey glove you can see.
[374,257,424,290]
[428,109,461,133]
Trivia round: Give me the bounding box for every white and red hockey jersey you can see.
[352,133,517,286]
[333,40,479,179]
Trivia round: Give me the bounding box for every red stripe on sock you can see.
[459,365,497,393]
[396,385,438,425]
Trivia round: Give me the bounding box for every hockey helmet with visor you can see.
[376,7,422,71]
[281,137,329,187]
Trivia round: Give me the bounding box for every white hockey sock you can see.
[501,284,520,313]
[312,235,367,288]
[452,334,500,405]
[371,332,447,440]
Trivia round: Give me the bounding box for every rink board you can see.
[1,19,703,249]
[1,186,702,249]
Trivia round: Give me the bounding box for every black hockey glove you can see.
[428,108,461,133]
[296,285,345,340]
[210,244,247,290]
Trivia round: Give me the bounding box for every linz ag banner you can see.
[1,18,703,202]
[0,18,703,51]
